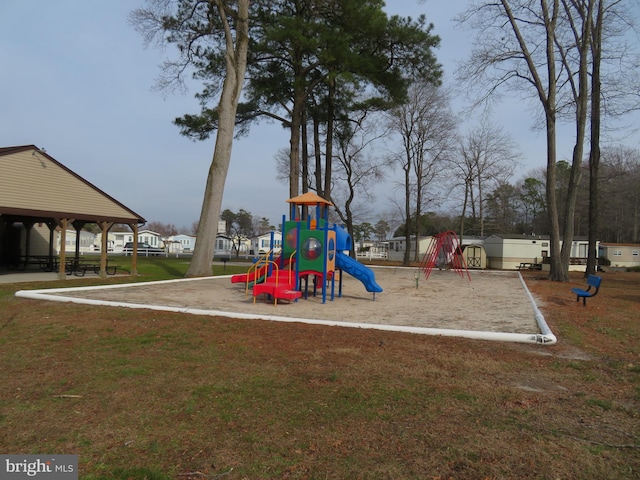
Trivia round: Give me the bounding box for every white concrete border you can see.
[15,269,556,345]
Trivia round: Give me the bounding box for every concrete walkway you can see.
[1,260,244,284]
[0,271,131,284]
[0,271,60,283]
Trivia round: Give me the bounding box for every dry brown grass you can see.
[0,268,639,479]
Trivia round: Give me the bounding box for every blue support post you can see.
[322,219,328,303]
[295,220,301,292]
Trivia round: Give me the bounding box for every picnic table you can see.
[11,255,59,272]
[517,262,542,271]
[65,258,117,277]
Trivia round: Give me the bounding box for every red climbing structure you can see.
[419,231,471,281]
[252,263,302,305]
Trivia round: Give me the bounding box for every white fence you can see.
[356,251,388,260]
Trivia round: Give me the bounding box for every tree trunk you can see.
[477,173,484,237]
[586,0,603,276]
[186,0,249,277]
[323,78,335,201]
[541,1,563,281]
[559,140,584,276]
[289,87,304,198]
[403,159,412,267]
[559,0,593,278]
[301,109,309,194]
[458,178,471,238]
[413,161,422,263]
[546,111,564,281]
[313,117,323,197]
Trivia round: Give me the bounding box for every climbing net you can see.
[419,231,470,281]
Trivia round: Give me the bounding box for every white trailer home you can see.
[386,236,433,262]
[483,234,595,271]
[166,234,196,254]
[599,243,640,269]
[252,231,282,255]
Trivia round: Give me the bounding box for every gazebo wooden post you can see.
[46,220,57,271]
[131,223,139,276]
[72,220,87,266]
[57,219,69,280]
[22,220,35,270]
[99,221,114,278]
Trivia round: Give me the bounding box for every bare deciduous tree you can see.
[388,82,457,264]
[131,0,250,277]
[457,0,570,281]
[457,0,639,281]
[329,115,386,257]
[596,146,640,243]
[146,221,178,238]
[453,115,519,238]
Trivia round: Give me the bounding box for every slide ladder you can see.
[231,250,285,297]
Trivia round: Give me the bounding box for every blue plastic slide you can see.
[335,251,383,293]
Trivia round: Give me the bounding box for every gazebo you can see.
[0,145,146,279]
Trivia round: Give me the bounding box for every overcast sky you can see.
[2,1,638,231]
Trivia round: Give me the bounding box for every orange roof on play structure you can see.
[286,192,333,206]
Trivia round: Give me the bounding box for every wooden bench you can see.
[571,275,602,306]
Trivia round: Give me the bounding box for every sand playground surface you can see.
[19,267,550,340]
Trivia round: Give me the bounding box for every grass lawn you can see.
[1,258,639,479]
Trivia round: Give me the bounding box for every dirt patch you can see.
[40,267,541,334]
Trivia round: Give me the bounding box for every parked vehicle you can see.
[122,242,164,256]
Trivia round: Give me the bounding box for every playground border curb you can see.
[15,268,556,345]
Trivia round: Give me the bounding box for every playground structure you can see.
[419,230,471,281]
[231,192,383,305]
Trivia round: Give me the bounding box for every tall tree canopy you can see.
[175,0,441,200]
[134,1,441,276]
